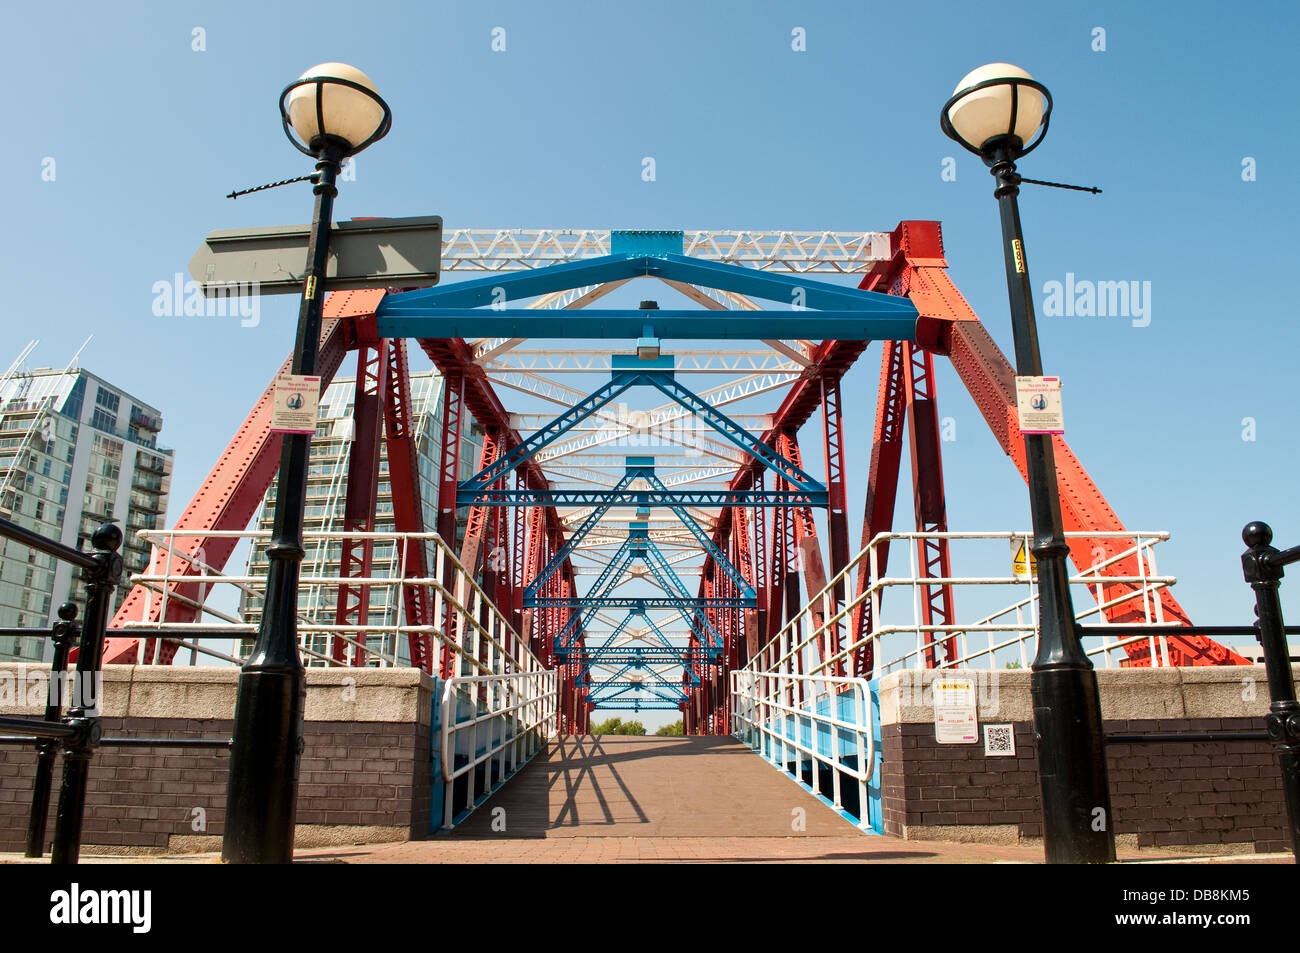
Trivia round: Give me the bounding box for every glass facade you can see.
[0,360,173,661]
[239,369,483,666]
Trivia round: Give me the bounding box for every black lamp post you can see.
[941,63,1115,864]
[222,63,391,864]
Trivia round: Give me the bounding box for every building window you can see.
[91,407,117,432]
[95,387,120,413]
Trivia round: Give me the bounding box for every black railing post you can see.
[50,523,121,865]
[24,603,79,858]
[1241,521,1300,861]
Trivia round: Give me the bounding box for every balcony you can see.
[130,408,162,432]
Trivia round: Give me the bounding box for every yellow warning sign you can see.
[1011,539,1038,580]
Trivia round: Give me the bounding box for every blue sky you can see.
[3,1,1297,726]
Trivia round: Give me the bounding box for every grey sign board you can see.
[188,215,442,296]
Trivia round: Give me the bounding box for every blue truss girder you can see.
[635,546,730,650]
[536,596,750,610]
[457,489,827,507]
[644,472,754,598]
[385,308,917,340]
[457,370,825,505]
[375,252,918,341]
[522,472,638,599]
[642,374,824,492]
[588,682,687,700]
[559,648,708,662]
[462,376,637,491]
[548,535,640,649]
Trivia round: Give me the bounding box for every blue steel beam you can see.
[532,526,727,653]
[590,696,681,707]
[457,488,826,506]
[460,363,824,501]
[547,535,640,648]
[643,471,754,598]
[375,252,918,339]
[522,471,637,599]
[559,647,709,662]
[462,375,637,491]
[537,596,750,610]
[635,543,732,655]
[640,373,825,492]
[381,308,917,341]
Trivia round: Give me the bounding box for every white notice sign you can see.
[1015,376,1064,435]
[270,375,320,434]
[933,676,978,744]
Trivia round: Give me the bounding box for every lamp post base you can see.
[221,669,305,864]
[1031,665,1116,864]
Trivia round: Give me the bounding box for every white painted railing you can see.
[747,530,1179,679]
[440,671,558,830]
[731,671,874,830]
[122,529,545,679]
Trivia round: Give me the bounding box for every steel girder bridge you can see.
[103,221,1246,735]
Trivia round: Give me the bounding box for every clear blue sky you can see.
[3,1,1297,727]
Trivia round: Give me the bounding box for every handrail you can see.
[746,529,1177,678]
[439,671,558,830]
[0,517,121,863]
[731,671,874,830]
[0,515,96,570]
[125,528,546,678]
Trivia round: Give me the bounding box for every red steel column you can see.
[333,340,388,665]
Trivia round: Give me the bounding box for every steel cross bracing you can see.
[458,360,828,505]
[439,228,892,274]
[539,528,734,655]
[105,220,1249,735]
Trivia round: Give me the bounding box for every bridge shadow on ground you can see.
[448,734,865,841]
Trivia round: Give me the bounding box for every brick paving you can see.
[293,735,1289,864]
[448,734,861,838]
[2,734,1291,864]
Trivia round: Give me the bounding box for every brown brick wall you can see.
[0,716,432,852]
[880,717,1290,852]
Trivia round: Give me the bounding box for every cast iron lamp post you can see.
[222,63,391,864]
[941,63,1115,864]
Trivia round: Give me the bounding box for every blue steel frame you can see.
[377,236,920,713]
[374,252,918,342]
[541,528,736,653]
[522,471,638,600]
[458,360,825,504]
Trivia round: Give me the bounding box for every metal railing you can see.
[0,516,229,863]
[746,530,1177,680]
[121,529,545,679]
[731,671,874,830]
[439,670,558,830]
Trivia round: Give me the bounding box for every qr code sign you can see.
[983,724,1015,757]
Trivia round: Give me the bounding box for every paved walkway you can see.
[3,736,1291,864]
[448,734,860,838]
[292,735,1286,864]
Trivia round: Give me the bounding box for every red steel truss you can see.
[102,221,1245,740]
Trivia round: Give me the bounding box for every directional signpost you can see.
[189,214,443,295]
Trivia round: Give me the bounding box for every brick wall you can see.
[0,665,435,853]
[879,717,1288,852]
[874,665,1298,853]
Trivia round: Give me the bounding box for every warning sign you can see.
[933,676,978,744]
[270,374,320,434]
[1011,539,1038,580]
[1015,376,1064,435]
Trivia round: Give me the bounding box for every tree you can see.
[590,717,647,736]
[655,720,684,736]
